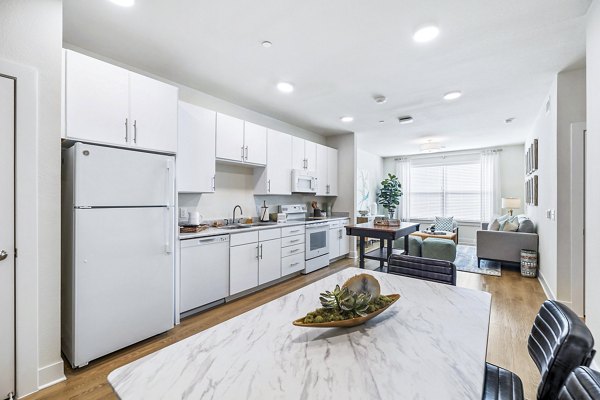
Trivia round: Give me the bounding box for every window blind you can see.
[409,158,482,222]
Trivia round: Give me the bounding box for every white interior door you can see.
[0,75,15,399]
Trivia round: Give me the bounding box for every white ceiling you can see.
[64,0,591,157]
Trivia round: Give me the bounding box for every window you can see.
[409,158,482,222]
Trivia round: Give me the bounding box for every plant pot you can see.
[388,210,395,220]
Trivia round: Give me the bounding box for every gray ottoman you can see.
[422,238,457,262]
[393,235,423,257]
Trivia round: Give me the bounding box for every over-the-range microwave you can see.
[291,169,317,193]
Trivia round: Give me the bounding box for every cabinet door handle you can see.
[339,229,342,239]
[290,249,299,253]
[290,239,300,243]
[260,244,263,259]
[256,245,260,260]
[124,118,128,142]
[212,175,216,191]
[241,146,245,160]
[245,146,248,160]
[267,179,271,193]
[133,120,138,144]
[290,262,299,267]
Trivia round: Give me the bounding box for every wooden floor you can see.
[25,257,547,400]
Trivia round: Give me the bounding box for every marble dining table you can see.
[108,268,492,400]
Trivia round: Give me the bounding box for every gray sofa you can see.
[477,221,538,266]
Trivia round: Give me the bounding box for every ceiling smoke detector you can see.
[505,117,516,124]
[398,116,414,124]
[373,95,387,104]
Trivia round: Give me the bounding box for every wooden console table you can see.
[345,222,420,269]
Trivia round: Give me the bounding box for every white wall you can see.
[526,68,586,304]
[381,144,525,245]
[0,0,64,396]
[557,68,587,305]
[526,81,558,300]
[356,149,384,214]
[585,0,600,351]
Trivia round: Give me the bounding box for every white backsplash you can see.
[178,163,340,224]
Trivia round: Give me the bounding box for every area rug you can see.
[454,245,501,276]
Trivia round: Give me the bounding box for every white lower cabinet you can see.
[259,239,282,285]
[230,242,259,295]
[281,225,305,275]
[329,219,351,261]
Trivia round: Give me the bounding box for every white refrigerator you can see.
[62,142,175,368]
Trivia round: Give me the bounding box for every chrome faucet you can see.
[233,205,243,224]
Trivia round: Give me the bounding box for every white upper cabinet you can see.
[215,115,266,166]
[314,144,338,196]
[254,129,292,195]
[292,137,306,170]
[316,144,328,196]
[292,137,317,171]
[64,50,129,146]
[305,141,317,172]
[63,50,178,153]
[177,101,216,193]
[243,122,267,165]
[327,147,338,196]
[129,72,178,153]
[215,113,245,162]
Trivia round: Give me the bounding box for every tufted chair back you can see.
[528,300,595,399]
[388,254,456,285]
[558,367,600,400]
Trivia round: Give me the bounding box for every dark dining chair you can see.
[484,300,596,400]
[387,254,456,285]
[558,366,600,400]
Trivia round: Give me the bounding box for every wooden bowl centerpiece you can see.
[293,274,400,328]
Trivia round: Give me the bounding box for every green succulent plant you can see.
[319,285,372,317]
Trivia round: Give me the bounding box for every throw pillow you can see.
[518,218,535,233]
[499,216,518,231]
[502,220,519,232]
[435,216,454,232]
[497,214,510,224]
[488,218,500,231]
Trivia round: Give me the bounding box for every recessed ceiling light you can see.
[443,91,462,101]
[413,25,440,43]
[505,117,516,124]
[340,116,354,123]
[261,41,272,48]
[379,120,385,124]
[373,95,387,104]
[109,0,135,7]
[276,82,294,93]
[420,142,444,153]
[398,116,414,124]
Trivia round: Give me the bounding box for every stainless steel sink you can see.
[218,224,253,230]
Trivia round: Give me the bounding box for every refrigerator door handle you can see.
[165,206,173,254]
[166,158,175,206]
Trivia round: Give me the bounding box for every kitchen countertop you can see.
[107,267,491,399]
[178,216,351,240]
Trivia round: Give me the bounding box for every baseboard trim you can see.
[38,360,66,390]
[537,272,556,301]
[458,239,476,246]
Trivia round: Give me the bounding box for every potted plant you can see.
[377,173,402,219]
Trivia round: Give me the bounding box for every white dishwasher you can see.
[180,235,230,314]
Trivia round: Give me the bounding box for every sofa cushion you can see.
[488,218,500,231]
[435,216,454,232]
[502,220,519,232]
[517,216,535,233]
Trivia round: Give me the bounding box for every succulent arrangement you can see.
[301,274,395,324]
